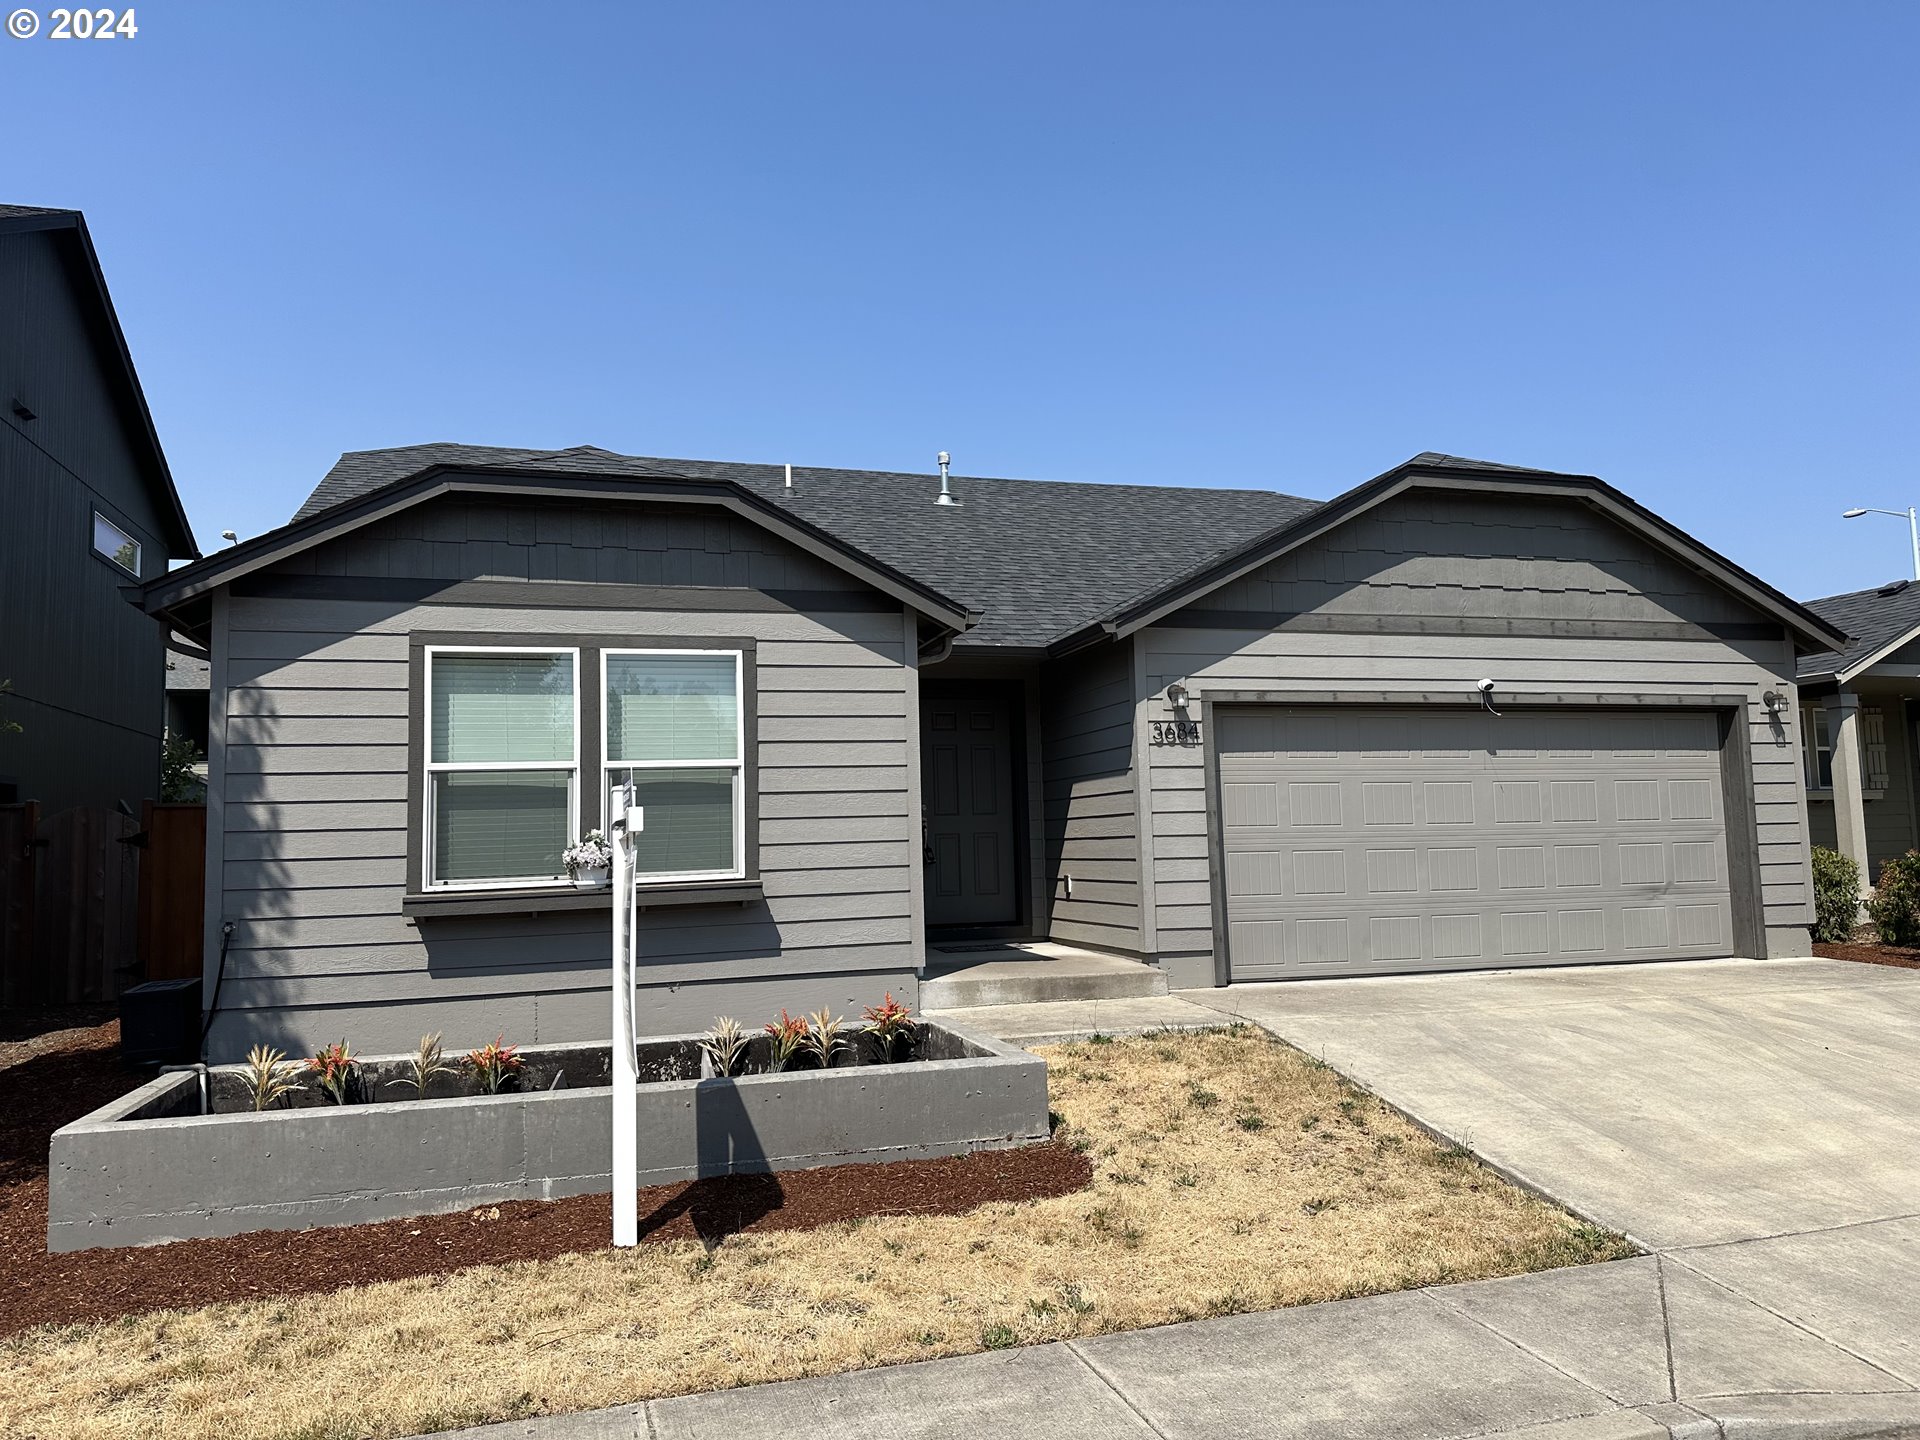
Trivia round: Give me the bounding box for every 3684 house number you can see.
[1150,718,1202,746]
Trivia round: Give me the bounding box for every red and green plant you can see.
[464,1037,525,1094]
[765,1009,809,1072]
[862,992,916,1062]
[305,1040,358,1105]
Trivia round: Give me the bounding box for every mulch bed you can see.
[1814,940,1920,971]
[0,1014,1091,1340]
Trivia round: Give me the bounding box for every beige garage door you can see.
[1217,707,1735,981]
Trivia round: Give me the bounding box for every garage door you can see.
[1217,707,1735,981]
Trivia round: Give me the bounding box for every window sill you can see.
[403,878,762,919]
[1806,789,1887,802]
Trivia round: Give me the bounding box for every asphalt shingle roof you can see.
[1799,579,1920,681]
[292,443,1324,649]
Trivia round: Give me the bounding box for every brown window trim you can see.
[404,631,760,913]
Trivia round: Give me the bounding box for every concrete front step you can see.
[918,944,1167,1009]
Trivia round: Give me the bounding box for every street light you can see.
[1842,506,1920,581]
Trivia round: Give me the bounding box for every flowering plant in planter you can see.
[561,830,614,886]
[464,1037,525,1093]
[395,1032,458,1096]
[698,1016,750,1077]
[764,1009,809,1072]
[244,1044,303,1111]
[305,1040,359,1105]
[862,992,916,1062]
[801,1008,848,1069]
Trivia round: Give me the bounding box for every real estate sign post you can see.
[610,785,644,1248]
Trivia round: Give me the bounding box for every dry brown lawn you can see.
[1,1026,1631,1440]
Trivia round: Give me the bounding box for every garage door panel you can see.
[1218,706,1735,981]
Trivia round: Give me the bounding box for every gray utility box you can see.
[48,1021,1049,1253]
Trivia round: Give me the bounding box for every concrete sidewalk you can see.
[419,1254,1920,1438]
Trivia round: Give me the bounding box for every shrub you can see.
[1810,846,1862,943]
[1867,851,1920,947]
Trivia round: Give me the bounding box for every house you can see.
[0,204,199,811]
[1794,578,1920,886]
[134,446,1847,1061]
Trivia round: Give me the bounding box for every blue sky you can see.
[2,2,1913,599]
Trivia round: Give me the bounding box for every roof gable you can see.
[0,204,196,558]
[1048,454,1847,656]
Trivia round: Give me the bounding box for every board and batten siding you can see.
[1039,637,1141,954]
[200,496,921,1061]
[1135,490,1816,983]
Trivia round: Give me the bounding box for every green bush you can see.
[1867,851,1920,947]
[1810,846,1861,943]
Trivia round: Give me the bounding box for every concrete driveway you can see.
[1187,956,1920,1250]
[1186,957,1920,1396]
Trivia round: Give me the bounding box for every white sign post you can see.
[609,783,643,1247]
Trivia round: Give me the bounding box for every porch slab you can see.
[925,993,1227,1046]
[919,942,1167,1008]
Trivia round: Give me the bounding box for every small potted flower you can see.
[562,829,613,888]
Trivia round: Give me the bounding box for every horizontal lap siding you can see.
[206,498,917,1058]
[1041,639,1140,953]
[1140,492,1814,972]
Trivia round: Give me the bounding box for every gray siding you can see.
[204,496,919,1061]
[0,228,175,811]
[1137,492,1815,973]
[1040,637,1140,953]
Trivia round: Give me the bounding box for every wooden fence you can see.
[0,801,204,1008]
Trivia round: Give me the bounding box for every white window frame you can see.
[601,647,746,885]
[92,511,141,576]
[422,644,581,891]
[1802,704,1833,792]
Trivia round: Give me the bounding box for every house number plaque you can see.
[1150,719,1202,746]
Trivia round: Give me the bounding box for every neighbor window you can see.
[1802,705,1833,790]
[603,650,744,881]
[92,512,140,576]
[424,648,578,886]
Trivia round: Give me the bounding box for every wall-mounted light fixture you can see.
[1763,690,1786,714]
[1166,681,1190,710]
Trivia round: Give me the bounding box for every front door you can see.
[921,682,1019,928]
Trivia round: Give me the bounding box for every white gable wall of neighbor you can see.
[1133,490,1814,987]
[199,494,921,1062]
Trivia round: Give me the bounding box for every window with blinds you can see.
[603,650,743,880]
[425,649,578,885]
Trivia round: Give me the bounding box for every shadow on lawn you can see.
[637,1070,786,1246]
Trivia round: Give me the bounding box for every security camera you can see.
[1477,679,1495,693]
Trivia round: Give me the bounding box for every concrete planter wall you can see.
[48,1021,1047,1253]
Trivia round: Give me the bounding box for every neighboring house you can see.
[164,639,212,760]
[0,203,198,811]
[135,446,1847,1060]
[1795,578,1920,886]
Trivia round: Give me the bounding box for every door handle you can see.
[922,817,934,867]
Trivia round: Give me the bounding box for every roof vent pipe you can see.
[935,451,960,507]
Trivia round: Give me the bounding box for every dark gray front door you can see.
[922,684,1018,927]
